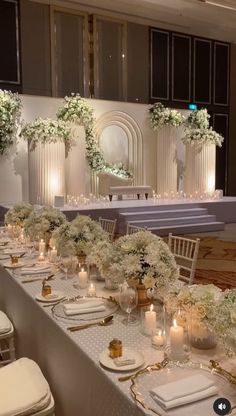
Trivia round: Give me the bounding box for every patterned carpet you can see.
[192,237,236,290]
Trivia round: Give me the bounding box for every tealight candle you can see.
[87,283,96,297]
[170,319,184,360]
[39,239,45,253]
[78,267,88,288]
[50,247,57,263]
[145,304,156,336]
[152,329,165,347]
[38,252,45,262]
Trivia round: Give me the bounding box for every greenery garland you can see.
[0,90,21,155]
[57,93,132,178]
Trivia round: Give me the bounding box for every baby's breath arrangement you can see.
[57,94,132,178]
[24,206,66,241]
[21,118,70,151]
[0,90,21,155]
[5,203,34,227]
[149,102,184,130]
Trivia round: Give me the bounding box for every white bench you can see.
[109,186,152,201]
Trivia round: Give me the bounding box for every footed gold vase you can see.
[136,284,151,308]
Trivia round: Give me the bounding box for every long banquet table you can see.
[0,262,235,416]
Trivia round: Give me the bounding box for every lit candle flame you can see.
[173,319,177,327]
[150,304,153,312]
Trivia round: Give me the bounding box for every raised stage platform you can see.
[2,197,236,236]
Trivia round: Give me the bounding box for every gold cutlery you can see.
[22,274,54,284]
[118,358,169,382]
[67,315,114,332]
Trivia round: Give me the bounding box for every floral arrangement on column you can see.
[149,102,184,130]
[5,203,34,227]
[24,206,66,241]
[52,215,109,257]
[57,93,132,178]
[20,118,70,151]
[89,230,178,290]
[182,109,224,147]
[0,90,21,155]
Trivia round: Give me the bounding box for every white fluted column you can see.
[184,143,216,194]
[28,142,65,205]
[156,126,178,195]
[65,125,90,197]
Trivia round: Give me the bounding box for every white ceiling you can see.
[61,0,236,42]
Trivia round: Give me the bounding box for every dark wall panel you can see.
[172,34,191,102]
[193,38,211,104]
[213,113,228,194]
[0,0,20,85]
[214,42,229,106]
[151,29,169,100]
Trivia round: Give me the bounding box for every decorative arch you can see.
[92,111,143,193]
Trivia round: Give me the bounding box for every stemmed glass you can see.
[119,283,138,325]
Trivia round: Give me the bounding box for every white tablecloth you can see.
[0,263,235,416]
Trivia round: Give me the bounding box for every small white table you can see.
[109,185,152,201]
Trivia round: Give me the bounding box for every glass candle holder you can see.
[164,307,191,363]
[140,303,164,337]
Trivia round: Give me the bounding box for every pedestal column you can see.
[184,143,216,194]
[28,141,66,205]
[156,126,178,195]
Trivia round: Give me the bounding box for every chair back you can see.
[168,233,200,285]
[99,218,117,241]
[126,223,147,235]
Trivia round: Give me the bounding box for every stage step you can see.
[148,221,225,236]
[128,214,216,228]
[120,207,208,221]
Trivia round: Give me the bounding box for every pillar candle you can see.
[39,239,45,253]
[170,319,184,359]
[50,247,57,263]
[78,268,88,288]
[87,283,96,297]
[145,304,156,335]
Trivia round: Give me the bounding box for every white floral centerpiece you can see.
[182,109,224,147]
[102,231,178,290]
[20,118,71,152]
[209,289,236,355]
[87,239,115,279]
[24,206,66,242]
[52,215,109,257]
[149,102,184,130]
[57,93,132,178]
[0,90,21,155]
[165,284,222,340]
[5,203,34,227]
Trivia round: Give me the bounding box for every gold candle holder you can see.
[10,255,19,265]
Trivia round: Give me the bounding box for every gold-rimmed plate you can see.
[2,260,27,269]
[130,361,236,416]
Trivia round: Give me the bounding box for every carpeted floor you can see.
[191,236,236,290]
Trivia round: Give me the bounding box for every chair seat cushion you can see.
[0,358,51,416]
[0,311,11,334]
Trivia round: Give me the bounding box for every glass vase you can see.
[164,307,191,363]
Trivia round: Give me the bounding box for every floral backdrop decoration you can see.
[0,90,21,155]
[52,214,109,257]
[5,202,34,227]
[149,102,184,130]
[57,93,132,178]
[20,118,70,152]
[182,108,224,147]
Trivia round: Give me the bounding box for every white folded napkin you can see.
[4,249,25,255]
[63,300,105,315]
[150,374,218,410]
[20,266,51,276]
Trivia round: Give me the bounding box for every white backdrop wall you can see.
[0,94,188,203]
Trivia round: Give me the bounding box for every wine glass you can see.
[119,283,138,325]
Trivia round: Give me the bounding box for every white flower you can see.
[0,90,21,155]
[5,203,33,226]
[149,102,184,130]
[24,206,66,240]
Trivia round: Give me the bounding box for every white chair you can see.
[99,217,117,241]
[126,223,147,235]
[0,311,15,366]
[0,357,55,415]
[168,233,200,285]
